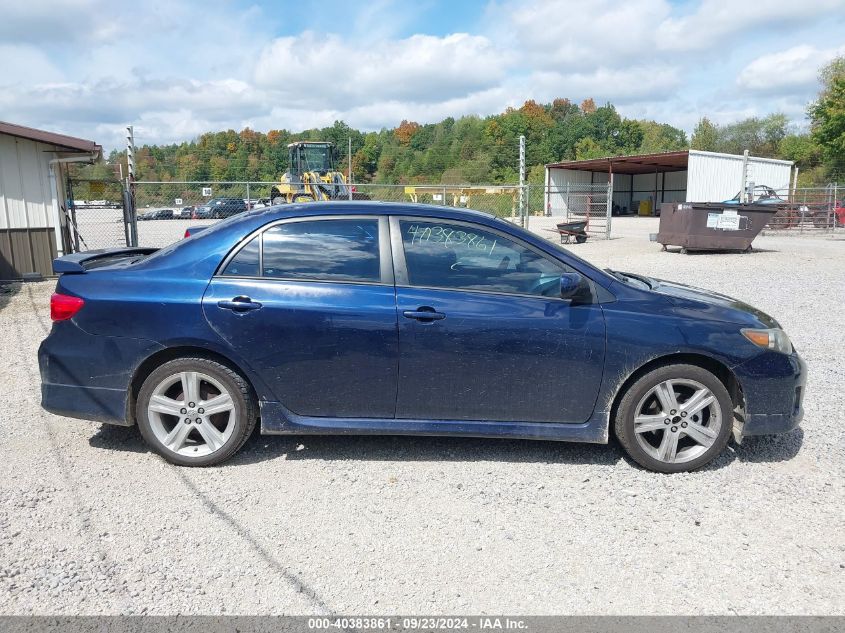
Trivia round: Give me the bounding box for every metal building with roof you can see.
[0,121,101,280]
[544,149,794,216]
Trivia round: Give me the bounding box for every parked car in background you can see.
[183,226,209,238]
[833,200,845,227]
[193,204,214,219]
[137,209,175,221]
[39,202,806,473]
[179,206,196,218]
[723,185,786,205]
[248,198,272,210]
[197,197,248,219]
[724,186,840,229]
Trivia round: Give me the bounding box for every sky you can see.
[1,0,844,151]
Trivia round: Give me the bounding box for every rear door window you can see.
[221,219,381,283]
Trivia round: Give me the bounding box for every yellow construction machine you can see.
[270,141,358,204]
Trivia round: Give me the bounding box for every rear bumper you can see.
[734,350,806,437]
[41,382,131,426]
[38,321,161,425]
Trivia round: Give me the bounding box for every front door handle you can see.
[217,296,263,312]
[403,307,446,322]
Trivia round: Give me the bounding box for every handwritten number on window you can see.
[406,224,498,255]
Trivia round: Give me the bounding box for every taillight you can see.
[50,293,85,321]
[184,229,191,238]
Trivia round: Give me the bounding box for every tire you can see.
[136,357,257,466]
[575,234,588,244]
[271,196,285,205]
[614,364,733,473]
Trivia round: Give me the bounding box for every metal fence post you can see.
[246,182,250,207]
[518,135,526,228]
[524,184,529,228]
[606,175,613,240]
[348,137,353,201]
[565,183,570,220]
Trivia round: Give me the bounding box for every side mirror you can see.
[560,272,588,301]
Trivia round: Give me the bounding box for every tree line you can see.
[83,57,845,187]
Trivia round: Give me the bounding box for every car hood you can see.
[640,275,780,328]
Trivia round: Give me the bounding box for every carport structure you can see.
[544,149,794,217]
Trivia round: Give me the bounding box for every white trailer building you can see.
[544,150,794,216]
[0,122,101,280]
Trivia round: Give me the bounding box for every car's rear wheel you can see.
[136,358,257,466]
[614,364,732,473]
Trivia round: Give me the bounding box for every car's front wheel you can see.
[136,357,257,466]
[614,364,733,473]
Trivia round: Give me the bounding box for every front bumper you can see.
[733,349,807,437]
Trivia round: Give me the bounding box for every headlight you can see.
[741,328,793,354]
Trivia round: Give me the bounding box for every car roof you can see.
[137,200,615,289]
[237,201,503,223]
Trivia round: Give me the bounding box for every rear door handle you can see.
[217,296,263,312]
[403,308,446,322]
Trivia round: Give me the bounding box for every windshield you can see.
[606,269,651,289]
[300,145,332,172]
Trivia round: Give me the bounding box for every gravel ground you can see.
[0,217,843,615]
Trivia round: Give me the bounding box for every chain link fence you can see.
[130,181,546,248]
[757,185,843,233]
[108,179,845,250]
[66,178,132,251]
[523,183,612,242]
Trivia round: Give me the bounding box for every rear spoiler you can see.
[53,247,159,274]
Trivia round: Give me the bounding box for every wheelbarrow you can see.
[547,220,589,244]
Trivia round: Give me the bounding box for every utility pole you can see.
[126,126,135,182]
[519,135,526,227]
[125,126,138,246]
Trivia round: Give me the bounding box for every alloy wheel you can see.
[632,378,721,464]
[147,371,237,457]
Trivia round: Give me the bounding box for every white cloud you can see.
[656,0,845,51]
[1,0,843,149]
[491,0,670,71]
[254,31,509,107]
[737,44,845,93]
[0,45,64,84]
[0,0,121,45]
[528,66,681,104]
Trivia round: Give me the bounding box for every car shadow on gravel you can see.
[230,432,628,467]
[0,282,20,314]
[89,424,149,454]
[731,428,804,463]
[89,423,626,466]
[89,422,804,471]
[688,428,804,472]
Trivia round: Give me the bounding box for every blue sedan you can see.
[38,203,806,472]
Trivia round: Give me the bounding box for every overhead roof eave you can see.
[546,150,690,175]
[0,121,102,159]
